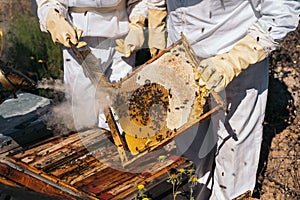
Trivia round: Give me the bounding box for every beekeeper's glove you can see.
[46,8,86,48]
[194,25,278,92]
[148,8,167,57]
[115,16,145,57]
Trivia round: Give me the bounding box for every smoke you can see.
[43,100,76,136]
[37,78,64,93]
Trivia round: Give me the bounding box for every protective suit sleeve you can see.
[127,0,144,15]
[250,0,300,41]
[35,0,68,32]
[128,0,148,19]
[147,0,166,10]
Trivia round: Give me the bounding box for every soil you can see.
[253,24,300,199]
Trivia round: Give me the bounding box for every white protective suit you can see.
[35,0,148,130]
[164,0,300,200]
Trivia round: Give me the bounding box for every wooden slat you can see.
[25,129,108,171]
[11,134,75,160]
[0,175,20,187]
[3,158,100,200]
[0,162,75,199]
[67,161,109,185]
[12,129,105,161]
[2,127,192,200]
[105,108,129,164]
[110,157,191,199]
[100,176,141,199]
[31,145,87,170]
[76,168,137,195]
[50,154,97,178]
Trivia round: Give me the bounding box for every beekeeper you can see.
[164,0,299,200]
[34,0,150,130]
[119,0,299,198]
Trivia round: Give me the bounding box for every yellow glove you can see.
[148,9,167,57]
[115,16,145,57]
[194,34,267,92]
[46,8,86,48]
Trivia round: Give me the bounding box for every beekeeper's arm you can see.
[35,0,86,48]
[194,0,300,92]
[147,0,167,57]
[115,0,148,57]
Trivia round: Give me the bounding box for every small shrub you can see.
[6,12,63,81]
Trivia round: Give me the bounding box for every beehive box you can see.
[0,129,192,200]
[0,35,221,199]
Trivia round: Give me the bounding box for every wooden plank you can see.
[50,154,97,178]
[110,156,192,199]
[31,145,87,171]
[11,134,76,160]
[105,108,129,164]
[76,168,137,196]
[0,139,21,157]
[100,176,141,200]
[2,126,192,200]
[12,129,98,161]
[0,162,76,199]
[67,161,109,185]
[2,158,99,200]
[109,157,187,199]
[0,175,20,187]
[24,129,108,171]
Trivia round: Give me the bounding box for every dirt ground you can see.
[253,24,300,199]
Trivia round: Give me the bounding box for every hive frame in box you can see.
[71,34,225,167]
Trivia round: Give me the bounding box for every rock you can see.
[0,92,49,118]
[0,92,52,154]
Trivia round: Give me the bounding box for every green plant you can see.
[158,155,198,200]
[6,12,63,81]
[134,183,151,200]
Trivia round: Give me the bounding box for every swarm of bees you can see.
[128,82,169,127]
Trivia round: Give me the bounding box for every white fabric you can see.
[36,0,129,38]
[35,0,136,130]
[147,0,166,10]
[248,22,280,55]
[167,0,299,199]
[198,171,212,189]
[129,0,148,18]
[210,61,269,200]
[166,0,299,59]
[63,37,134,130]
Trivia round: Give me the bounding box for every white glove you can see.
[46,8,86,48]
[115,15,145,57]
